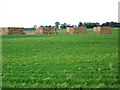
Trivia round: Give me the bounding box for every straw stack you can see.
[1,27,26,35]
[35,27,58,34]
[78,27,87,34]
[0,28,2,35]
[93,26,112,34]
[66,27,87,34]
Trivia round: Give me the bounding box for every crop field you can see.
[2,29,119,88]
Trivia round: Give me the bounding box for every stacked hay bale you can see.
[0,28,2,35]
[93,26,112,34]
[78,27,87,34]
[66,27,74,34]
[36,28,44,34]
[1,27,26,35]
[35,27,58,34]
[66,27,87,34]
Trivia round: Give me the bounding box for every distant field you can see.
[2,28,119,88]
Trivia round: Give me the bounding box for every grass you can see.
[2,28,119,88]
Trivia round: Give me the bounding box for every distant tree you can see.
[60,23,68,29]
[114,22,120,27]
[83,22,100,28]
[78,22,83,27]
[32,25,37,30]
[60,24,64,29]
[55,21,60,29]
[117,23,120,27]
[48,25,52,27]
[96,22,100,27]
[101,21,120,27]
[63,23,68,27]
[101,23,106,26]
[39,25,44,28]
[106,21,114,27]
[33,25,37,28]
[45,25,49,28]
[73,25,77,27]
[81,24,86,27]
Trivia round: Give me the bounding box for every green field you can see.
[2,29,119,88]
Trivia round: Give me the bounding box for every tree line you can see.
[54,21,120,29]
[33,21,120,30]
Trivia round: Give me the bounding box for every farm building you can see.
[35,27,58,34]
[1,27,26,35]
[93,26,112,34]
[66,27,87,34]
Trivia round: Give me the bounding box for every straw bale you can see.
[36,27,58,34]
[66,27,87,34]
[93,26,112,34]
[1,27,25,35]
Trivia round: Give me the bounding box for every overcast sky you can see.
[0,0,119,27]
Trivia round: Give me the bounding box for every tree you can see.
[83,22,100,28]
[78,22,83,27]
[96,22,100,27]
[60,23,68,29]
[39,25,44,28]
[60,24,64,29]
[32,25,37,30]
[33,25,37,28]
[55,21,60,29]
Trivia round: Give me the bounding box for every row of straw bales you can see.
[93,26,112,34]
[66,27,87,34]
[35,27,58,34]
[0,26,112,35]
[1,27,26,35]
[66,26,112,35]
